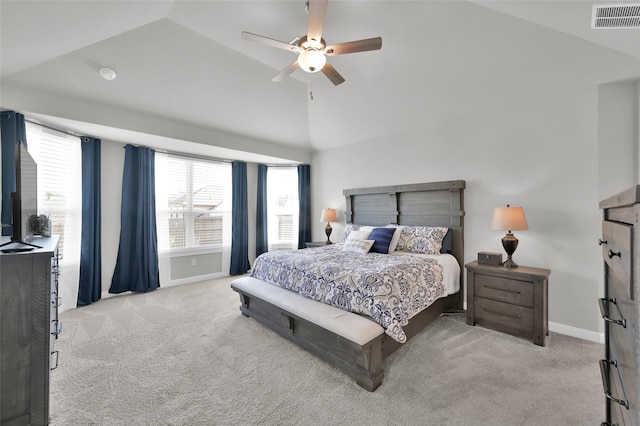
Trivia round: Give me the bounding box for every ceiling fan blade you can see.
[272,60,300,83]
[307,0,328,46]
[321,62,345,86]
[241,31,301,53]
[325,37,382,56]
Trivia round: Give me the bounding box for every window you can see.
[267,167,298,251]
[25,122,82,312]
[155,153,232,251]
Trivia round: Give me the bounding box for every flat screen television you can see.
[0,141,40,250]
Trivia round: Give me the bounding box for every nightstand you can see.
[466,261,551,346]
[305,241,333,248]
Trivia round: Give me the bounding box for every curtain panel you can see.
[110,145,160,294]
[0,111,27,236]
[78,137,102,306]
[230,161,250,275]
[297,164,311,249]
[255,164,268,257]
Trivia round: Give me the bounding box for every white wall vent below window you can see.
[592,3,640,28]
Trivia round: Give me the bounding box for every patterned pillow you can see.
[346,229,372,241]
[396,226,449,254]
[342,239,375,254]
[339,224,361,243]
[368,227,397,254]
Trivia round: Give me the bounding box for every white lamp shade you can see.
[320,208,337,223]
[491,206,528,231]
[298,50,326,73]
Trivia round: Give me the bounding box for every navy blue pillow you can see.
[440,228,453,253]
[368,227,397,254]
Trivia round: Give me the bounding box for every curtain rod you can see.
[25,119,83,138]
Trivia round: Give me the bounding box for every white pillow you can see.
[342,239,375,254]
[386,225,404,252]
[347,229,372,241]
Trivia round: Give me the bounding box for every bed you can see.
[231,180,465,391]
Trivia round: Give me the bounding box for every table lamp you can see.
[320,208,338,243]
[491,204,528,268]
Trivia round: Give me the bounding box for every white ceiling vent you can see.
[592,3,640,28]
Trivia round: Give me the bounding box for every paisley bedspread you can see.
[249,245,452,343]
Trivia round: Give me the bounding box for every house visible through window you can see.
[156,153,232,251]
[267,167,298,251]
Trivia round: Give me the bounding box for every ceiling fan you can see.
[241,0,382,86]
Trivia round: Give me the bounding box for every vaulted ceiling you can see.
[1,1,639,163]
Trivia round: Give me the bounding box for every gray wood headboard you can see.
[343,180,466,306]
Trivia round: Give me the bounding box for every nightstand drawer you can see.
[474,297,534,339]
[474,274,534,308]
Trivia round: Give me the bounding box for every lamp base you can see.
[502,257,518,268]
[501,232,519,268]
[325,223,333,244]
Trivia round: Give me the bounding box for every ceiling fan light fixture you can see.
[298,49,326,73]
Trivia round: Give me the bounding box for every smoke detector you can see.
[99,67,117,81]
[592,3,640,28]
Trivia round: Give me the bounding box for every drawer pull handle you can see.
[483,284,521,295]
[51,320,62,337]
[608,249,621,259]
[598,239,608,246]
[599,359,629,409]
[483,307,521,320]
[50,351,60,370]
[598,298,627,328]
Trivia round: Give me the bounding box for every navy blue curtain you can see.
[110,145,160,294]
[256,164,268,257]
[297,164,311,249]
[1,111,27,236]
[230,161,250,275]
[78,137,102,306]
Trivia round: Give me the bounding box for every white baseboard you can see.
[549,321,604,344]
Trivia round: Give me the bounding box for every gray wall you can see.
[311,83,639,342]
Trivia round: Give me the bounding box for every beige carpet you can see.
[50,275,604,425]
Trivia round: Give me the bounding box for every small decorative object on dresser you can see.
[466,260,550,346]
[491,205,528,268]
[599,185,640,426]
[320,208,338,243]
[477,251,502,265]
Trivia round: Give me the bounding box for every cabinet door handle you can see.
[598,239,608,246]
[599,359,629,409]
[598,298,627,328]
[608,249,621,259]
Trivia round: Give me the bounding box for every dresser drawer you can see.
[474,297,534,339]
[602,220,633,300]
[474,274,534,308]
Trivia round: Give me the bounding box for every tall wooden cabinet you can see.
[600,187,640,426]
[0,236,60,426]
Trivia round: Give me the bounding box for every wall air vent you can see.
[592,3,640,28]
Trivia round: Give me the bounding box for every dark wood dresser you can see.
[0,236,60,426]
[466,261,550,346]
[600,187,640,426]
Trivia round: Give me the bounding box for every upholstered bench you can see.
[230,277,384,345]
[230,276,385,390]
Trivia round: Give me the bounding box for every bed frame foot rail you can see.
[234,287,385,392]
